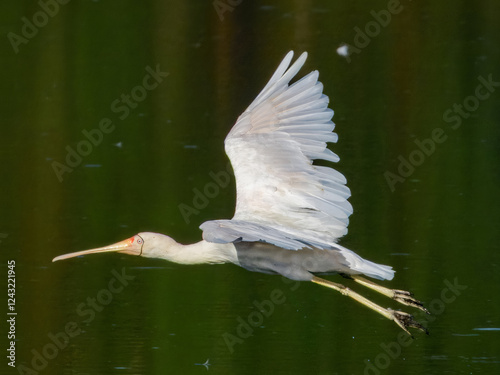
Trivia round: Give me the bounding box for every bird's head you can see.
[52,232,178,262]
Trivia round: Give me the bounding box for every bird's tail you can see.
[335,244,395,281]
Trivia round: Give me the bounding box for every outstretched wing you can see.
[201,51,353,250]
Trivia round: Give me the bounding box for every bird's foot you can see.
[350,276,429,314]
[389,309,429,337]
[392,290,430,314]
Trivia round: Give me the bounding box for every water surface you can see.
[1,1,499,374]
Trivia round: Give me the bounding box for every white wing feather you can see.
[201,51,352,250]
[200,51,395,280]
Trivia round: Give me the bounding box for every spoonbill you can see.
[54,51,428,335]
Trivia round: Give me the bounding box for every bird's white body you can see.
[135,233,393,281]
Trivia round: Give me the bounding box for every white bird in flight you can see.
[54,51,428,335]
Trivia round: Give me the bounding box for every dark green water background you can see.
[1,1,499,374]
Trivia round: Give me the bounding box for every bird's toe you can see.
[390,309,429,337]
[393,290,430,314]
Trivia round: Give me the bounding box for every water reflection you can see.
[2,0,500,374]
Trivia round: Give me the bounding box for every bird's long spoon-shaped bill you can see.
[52,235,144,262]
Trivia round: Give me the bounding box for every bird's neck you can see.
[164,240,238,265]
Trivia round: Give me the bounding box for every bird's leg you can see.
[350,275,429,314]
[311,276,428,336]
